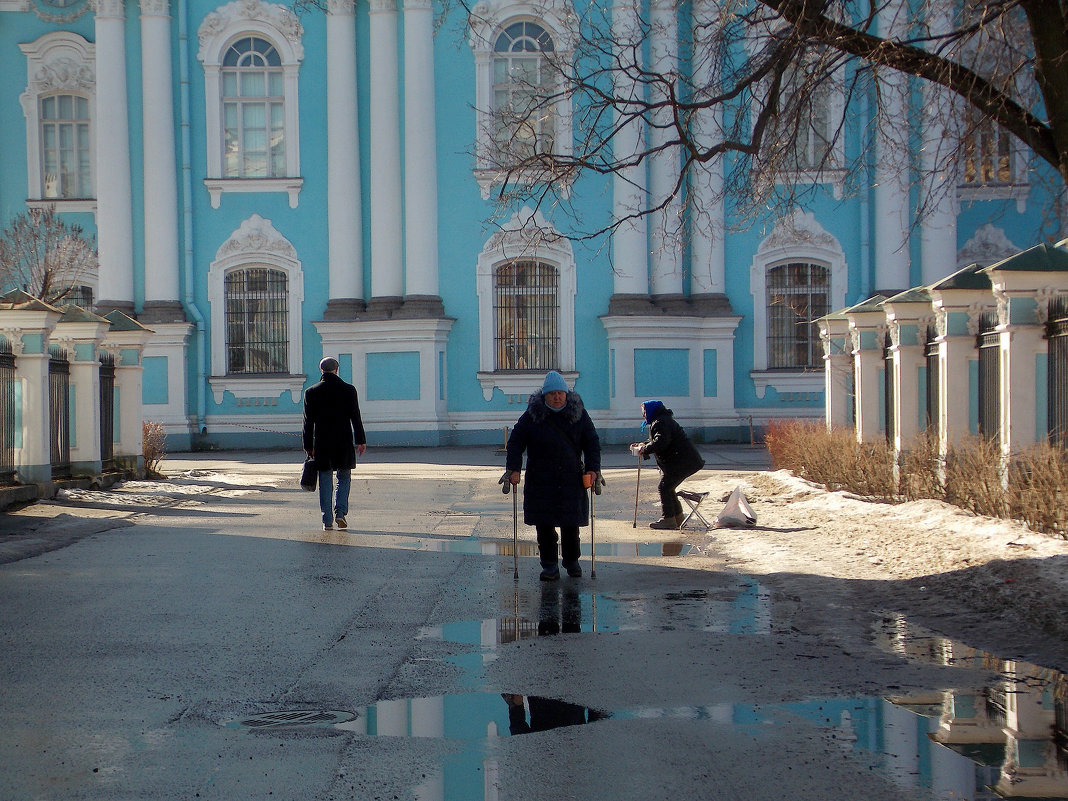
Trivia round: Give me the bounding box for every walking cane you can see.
[500,471,519,582]
[633,454,641,528]
[589,484,597,580]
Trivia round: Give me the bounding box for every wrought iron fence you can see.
[99,351,115,468]
[1047,295,1068,448]
[977,311,1000,443]
[883,331,895,445]
[49,346,70,477]
[925,326,940,436]
[0,341,14,483]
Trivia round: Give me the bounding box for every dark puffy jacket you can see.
[642,408,704,477]
[506,390,601,527]
[302,372,366,471]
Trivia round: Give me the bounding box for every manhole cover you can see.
[226,710,357,729]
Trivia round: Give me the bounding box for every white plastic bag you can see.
[715,486,756,527]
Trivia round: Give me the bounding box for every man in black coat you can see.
[303,357,366,531]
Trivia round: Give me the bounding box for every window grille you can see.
[99,351,115,468]
[224,267,289,374]
[766,262,829,369]
[49,346,71,476]
[221,36,285,178]
[492,21,556,161]
[925,326,940,435]
[59,284,94,309]
[884,331,895,445]
[0,341,14,483]
[494,260,558,371]
[977,311,1000,442]
[1047,295,1068,448]
[40,94,92,199]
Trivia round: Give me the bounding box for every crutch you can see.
[499,471,519,581]
[590,473,604,580]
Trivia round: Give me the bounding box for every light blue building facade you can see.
[0,0,1059,449]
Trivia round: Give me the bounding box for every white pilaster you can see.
[369,0,404,303]
[94,0,135,311]
[919,1,957,286]
[402,0,439,301]
[873,0,910,293]
[140,0,182,312]
[610,0,649,298]
[327,0,363,305]
[648,0,682,299]
[689,0,725,297]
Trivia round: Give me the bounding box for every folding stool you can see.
[676,489,712,531]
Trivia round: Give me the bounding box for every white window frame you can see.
[747,41,847,199]
[207,214,305,403]
[750,210,847,398]
[475,207,577,400]
[19,31,96,213]
[197,0,304,209]
[469,0,577,200]
[957,109,1030,211]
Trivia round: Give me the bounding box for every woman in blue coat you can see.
[506,371,601,581]
[632,400,704,529]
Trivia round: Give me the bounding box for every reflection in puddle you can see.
[874,614,1068,799]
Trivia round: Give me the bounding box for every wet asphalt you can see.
[0,446,1032,800]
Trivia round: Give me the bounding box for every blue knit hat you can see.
[541,370,568,394]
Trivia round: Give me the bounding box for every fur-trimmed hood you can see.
[525,389,586,424]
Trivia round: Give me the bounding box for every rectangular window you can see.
[224,267,289,374]
[494,260,558,371]
[962,115,1014,185]
[40,94,91,198]
[766,262,829,369]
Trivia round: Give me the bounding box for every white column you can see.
[326,0,364,313]
[919,2,957,286]
[610,0,649,299]
[873,0,910,293]
[140,0,183,321]
[94,0,136,313]
[647,0,683,301]
[402,0,440,305]
[368,0,404,307]
[689,0,725,298]
[15,352,52,483]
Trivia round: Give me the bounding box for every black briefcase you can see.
[300,458,317,491]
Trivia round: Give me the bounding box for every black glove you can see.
[593,473,605,495]
[498,471,512,494]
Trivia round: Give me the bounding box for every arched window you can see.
[19,32,96,212]
[491,22,556,161]
[198,0,304,208]
[469,1,577,198]
[766,262,829,369]
[224,267,288,374]
[221,36,285,178]
[494,260,558,371]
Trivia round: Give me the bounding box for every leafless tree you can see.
[0,206,98,306]
[474,0,1062,240]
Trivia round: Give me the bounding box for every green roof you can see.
[929,263,991,291]
[884,286,932,304]
[58,305,108,323]
[983,242,1068,273]
[0,288,61,312]
[843,294,889,314]
[104,310,152,332]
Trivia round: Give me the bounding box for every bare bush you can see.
[899,432,943,501]
[142,421,167,479]
[943,435,1007,519]
[1008,444,1068,539]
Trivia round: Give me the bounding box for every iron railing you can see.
[977,311,1000,443]
[494,260,558,371]
[49,346,71,477]
[925,326,940,436]
[0,341,14,483]
[883,331,895,445]
[1047,295,1068,448]
[99,351,115,469]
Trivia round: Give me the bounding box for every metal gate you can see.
[925,326,940,435]
[0,341,14,483]
[99,351,115,468]
[1047,295,1068,448]
[977,311,1000,442]
[49,346,70,477]
[883,331,895,445]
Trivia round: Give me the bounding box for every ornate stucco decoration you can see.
[215,214,298,261]
[28,56,94,93]
[1034,286,1058,325]
[957,224,1018,269]
[198,0,304,61]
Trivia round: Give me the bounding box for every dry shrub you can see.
[142,420,167,478]
[944,436,1006,519]
[1008,443,1068,538]
[898,432,943,501]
